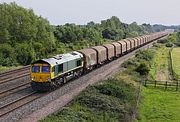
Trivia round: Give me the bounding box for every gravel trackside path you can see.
[0,42,154,122]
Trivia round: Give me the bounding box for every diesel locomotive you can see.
[30,31,168,91]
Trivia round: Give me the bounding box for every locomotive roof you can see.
[32,51,83,66]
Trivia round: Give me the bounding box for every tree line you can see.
[0,2,169,66]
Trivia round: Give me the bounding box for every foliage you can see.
[122,58,139,69]
[15,43,35,65]
[0,2,156,67]
[0,2,55,65]
[165,42,173,47]
[40,79,138,122]
[168,33,177,43]
[0,43,17,66]
[157,39,168,44]
[153,42,161,48]
[136,62,150,76]
[135,50,156,62]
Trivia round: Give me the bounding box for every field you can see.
[149,46,170,81]
[137,87,180,122]
[137,46,180,122]
[40,45,179,122]
[172,47,180,79]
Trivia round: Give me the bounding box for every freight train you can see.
[30,31,168,91]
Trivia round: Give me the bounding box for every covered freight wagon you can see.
[117,40,127,54]
[91,46,107,64]
[78,48,97,70]
[111,42,121,57]
[103,44,115,60]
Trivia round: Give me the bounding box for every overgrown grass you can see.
[40,46,166,122]
[172,47,180,79]
[40,76,139,122]
[137,45,180,122]
[40,58,145,122]
[137,87,180,122]
[149,46,170,81]
[0,66,22,72]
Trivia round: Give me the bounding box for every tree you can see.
[15,43,35,65]
[0,2,55,66]
[0,43,16,66]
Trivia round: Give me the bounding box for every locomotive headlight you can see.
[46,77,50,81]
[32,77,35,81]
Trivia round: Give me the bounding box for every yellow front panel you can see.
[30,64,52,83]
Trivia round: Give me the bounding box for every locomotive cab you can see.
[31,63,52,83]
[30,51,84,91]
[30,60,54,91]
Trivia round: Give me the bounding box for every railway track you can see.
[0,73,30,85]
[0,65,29,77]
[0,91,43,117]
[0,66,30,84]
[0,82,31,98]
[0,65,34,118]
[0,39,165,122]
[0,35,167,121]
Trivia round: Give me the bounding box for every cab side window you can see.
[77,60,81,66]
[58,64,63,73]
[52,67,55,72]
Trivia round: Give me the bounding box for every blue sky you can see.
[1,0,180,25]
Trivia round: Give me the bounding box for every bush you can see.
[135,50,156,62]
[136,62,150,76]
[166,42,173,47]
[122,58,139,68]
[157,39,168,44]
[153,42,161,48]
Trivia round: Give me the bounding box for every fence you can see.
[144,80,180,91]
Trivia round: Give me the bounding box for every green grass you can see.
[149,47,170,81]
[172,48,180,79]
[137,46,180,122]
[0,66,22,72]
[137,87,180,122]
[40,70,139,122]
[40,45,173,122]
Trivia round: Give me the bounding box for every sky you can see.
[1,0,180,26]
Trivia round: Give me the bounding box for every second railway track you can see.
[0,82,31,98]
[0,91,44,117]
[0,35,167,121]
[0,65,29,78]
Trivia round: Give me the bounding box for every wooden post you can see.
[176,82,179,91]
[165,81,167,90]
[155,80,156,88]
[145,80,147,87]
